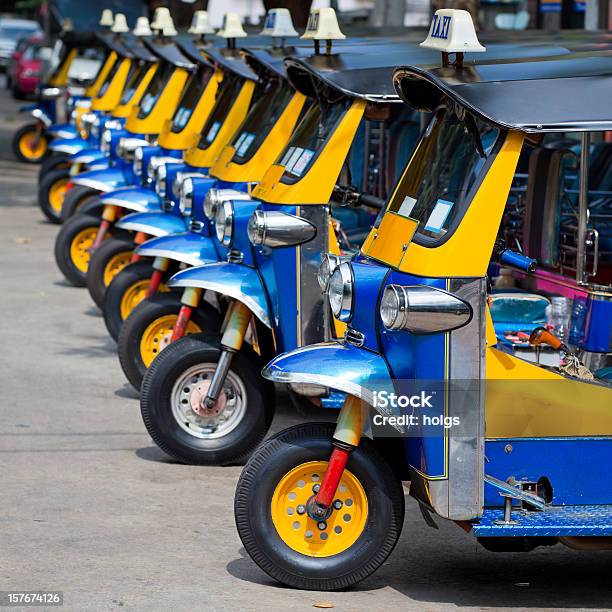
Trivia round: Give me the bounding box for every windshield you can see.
[0,25,39,41]
[171,64,213,133]
[23,44,42,61]
[119,61,150,105]
[97,57,122,97]
[386,106,502,246]
[277,97,351,183]
[197,73,244,150]
[230,77,295,165]
[137,62,175,119]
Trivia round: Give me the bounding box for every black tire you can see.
[118,293,221,391]
[103,261,155,341]
[140,333,274,465]
[38,152,70,184]
[38,167,71,224]
[235,422,405,591]
[12,123,49,163]
[60,185,100,222]
[85,236,134,309]
[54,213,100,286]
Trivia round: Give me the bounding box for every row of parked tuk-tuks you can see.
[16,4,612,591]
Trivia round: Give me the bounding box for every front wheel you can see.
[140,333,274,465]
[85,236,134,309]
[117,293,221,391]
[54,214,100,286]
[235,422,405,591]
[60,185,100,222]
[38,167,70,223]
[38,152,70,184]
[12,123,48,163]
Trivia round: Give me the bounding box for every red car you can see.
[8,35,44,98]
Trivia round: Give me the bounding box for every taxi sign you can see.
[151,7,177,36]
[217,13,248,39]
[301,8,346,40]
[189,11,215,35]
[261,9,298,38]
[99,9,113,27]
[133,17,152,37]
[111,13,130,34]
[420,9,485,54]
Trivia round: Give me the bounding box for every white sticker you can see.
[289,148,315,177]
[397,195,417,219]
[237,133,256,157]
[424,199,453,233]
[284,147,304,173]
[280,146,295,166]
[233,132,247,150]
[141,95,155,113]
[206,121,221,143]
[174,108,190,129]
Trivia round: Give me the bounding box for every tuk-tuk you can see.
[233,10,612,591]
[137,10,430,466]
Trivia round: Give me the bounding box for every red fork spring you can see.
[145,269,164,299]
[170,305,193,342]
[314,446,351,509]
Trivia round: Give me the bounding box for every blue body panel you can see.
[73,167,130,192]
[48,122,78,138]
[582,297,612,353]
[103,187,162,213]
[136,233,220,266]
[116,211,186,238]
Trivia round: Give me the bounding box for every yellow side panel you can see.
[211,91,307,183]
[361,212,418,268]
[91,58,131,112]
[397,131,524,277]
[112,63,158,118]
[485,347,612,438]
[183,80,255,168]
[253,100,366,205]
[85,52,117,98]
[159,69,222,150]
[49,48,77,87]
[126,68,190,135]
[485,304,497,348]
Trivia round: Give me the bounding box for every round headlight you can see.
[179,178,194,215]
[247,210,265,246]
[101,128,112,154]
[215,200,234,246]
[204,188,221,220]
[327,263,354,322]
[379,285,406,330]
[155,164,167,198]
[317,253,344,292]
[133,147,144,176]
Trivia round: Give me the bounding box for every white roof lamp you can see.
[99,9,114,28]
[420,9,485,67]
[216,13,247,50]
[151,7,178,38]
[261,9,297,48]
[62,17,74,32]
[189,10,215,40]
[133,16,153,37]
[301,7,345,55]
[111,13,130,34]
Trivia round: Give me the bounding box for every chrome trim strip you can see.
[135,247,207,267]
[71,178,115,192]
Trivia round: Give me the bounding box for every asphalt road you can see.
[0,85,611,612]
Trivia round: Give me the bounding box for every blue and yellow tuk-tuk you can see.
[233,10,612,591]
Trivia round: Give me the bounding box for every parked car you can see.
[0,18,42,70]
[8,35,45,98]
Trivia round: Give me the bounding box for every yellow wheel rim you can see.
[19,132,47,160]
[271,461,368,558]
[139,314,202,368]
[103,251,133,287]
[69,227,97,273]
[119,280,169,320]
[48,177,69,214]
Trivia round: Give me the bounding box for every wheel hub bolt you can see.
[333,500,343,510]
[296,504,306,515]
[312,484,320,493]
[317,521,327,531]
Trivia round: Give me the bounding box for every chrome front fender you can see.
[72,168,127,193]
[136,233,219,267]
[70,147,106,165]
[115,212,186,238]
[263,342,395,406]
[168,263,271,328]
[50,137,89,154]
[101,187,161,213]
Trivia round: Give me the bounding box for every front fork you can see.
[91,204,118,250]
[29,120,45,149]
[308,395,364,519]
[145,256,170,297]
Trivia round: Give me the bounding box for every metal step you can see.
[474,504,612,537]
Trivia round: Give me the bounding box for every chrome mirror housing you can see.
[247,210,316,248]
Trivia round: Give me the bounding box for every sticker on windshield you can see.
[397,195,417,219]
[289,148,315,177]
[234,132,247,151]
[174,108,191,129]
[280,147,295,167]
[141,95,155,113]
[206,121,221,143]
[237,133,256,157]
[424,199,454,233]
[284,147,304,173]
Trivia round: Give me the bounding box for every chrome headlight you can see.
[133,147,144,176]
[317,253,350,292]
[118,137,149,162]
[204,188,222,220]
[155,164,167,198]
[327,262,354,322]
[100,128,112,154]
[215,200,234,246]
[380,285,472,333]
[247,210,316,248]
[179,178,194,214]
[70,108,78,123]
[41,87,61,99]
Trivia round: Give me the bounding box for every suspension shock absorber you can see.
[308,394,363,519]
[145,256,170,298]
[130,231,148,263]
[170,286,204,343]
[91,204,118,250]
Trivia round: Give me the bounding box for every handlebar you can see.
[331,185,386,210]
[498,249,537,273]
[357,193,385,210]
